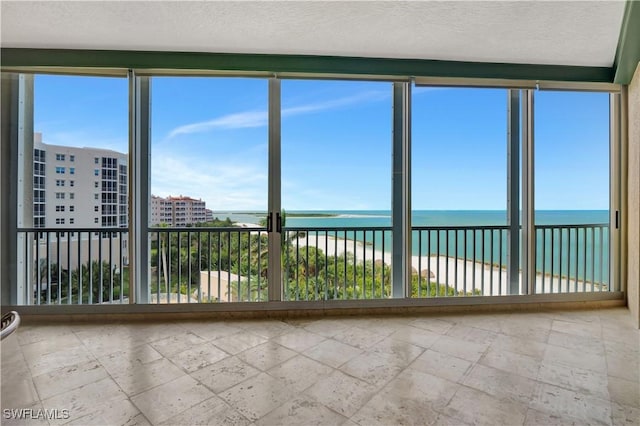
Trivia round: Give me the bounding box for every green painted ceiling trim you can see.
[1,48,614,83]
[614,0,640,84]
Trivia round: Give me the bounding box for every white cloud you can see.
[151,149,268,211]
[412,86,446,95]
[282,90,388,117]
[167,110,267,138]
[165,89,389,139]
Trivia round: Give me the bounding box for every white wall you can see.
[627,61,640,329]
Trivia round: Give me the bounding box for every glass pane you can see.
[150,77,268,303]
[534,91,610,293]
[412,87,508,297]
[281,79,392,300]
[29,74,129,305]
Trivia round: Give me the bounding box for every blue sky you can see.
[34,75,610,211]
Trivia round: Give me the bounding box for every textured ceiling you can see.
[0,1,627,67]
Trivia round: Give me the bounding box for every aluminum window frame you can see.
[1,67,624,308]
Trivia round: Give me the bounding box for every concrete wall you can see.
[628,62,640,329]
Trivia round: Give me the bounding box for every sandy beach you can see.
[184,224,606,299]
[294,233,606,296]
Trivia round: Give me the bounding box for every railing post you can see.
[267,78,282,301]
[507,90,521,295]
[521,89,536,294]
[129,71,150,304]
[392,82,411,298]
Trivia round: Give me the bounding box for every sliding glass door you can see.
[411,86,510,297]
[280,79,393,300]
[6,70,619,305]
[150,77,269,302]
[534,90,611,294]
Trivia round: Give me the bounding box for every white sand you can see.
[190,225,606,297]
[294,233,606,296]
[235,222,264,229]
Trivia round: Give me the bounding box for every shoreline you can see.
[297,233,608,296]
[231,222,608,295]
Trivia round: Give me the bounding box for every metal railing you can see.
[282,227,392,301]
[151,227,268,303]
[17,228,129,305]
[412,226,509,297]
[16,222,611,306]
[534,224,609,293]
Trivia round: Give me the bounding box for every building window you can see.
[69,193,75,199]
[95,157,99,164]
[55,192,65,199]
[94,218,99,224]
[55,179,65,187]
[34,149,45,162]
[55,218,65,225]
[34,191,45,203]
[94,169,99,176]
[56,166,65,174]
[94,193,99,200]
[69,218,75,224]
[70,167,75,174]
[70,155,75,162]
[70,180,74,187]
[55,205,65,212]
[34,163,45,176]
[94,206,99,212]
[69,206,75,212]
[55,153,65,161]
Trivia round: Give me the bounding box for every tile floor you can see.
[1,307,638,425]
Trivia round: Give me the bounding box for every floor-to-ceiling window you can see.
[149,77,269,302]
[17,73,129,305]
[280,79,392,300]
[411,86,510,297]
[534,90,611,293]
[5,70,619,306]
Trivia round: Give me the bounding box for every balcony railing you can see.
[16,222,610,306]
[151,227,268,303]
[412,226,509,297]
[283,227,392,301]
[535,224,610,293]
[17,228,129,305]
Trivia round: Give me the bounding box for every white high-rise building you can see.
[33,132,128,229]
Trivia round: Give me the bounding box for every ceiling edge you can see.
[1,48,614,83]
[614,0,640,84]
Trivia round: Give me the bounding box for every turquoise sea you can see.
[226,210,610,283]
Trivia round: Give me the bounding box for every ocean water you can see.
[281,209,609,228]
[226,210,610,283]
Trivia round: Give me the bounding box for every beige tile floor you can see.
[1,307,639,426]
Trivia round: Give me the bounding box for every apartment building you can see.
[150,194,208,226]
[33,132,128,229]
[30,133,129,272]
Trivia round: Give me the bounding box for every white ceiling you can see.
[0,1,627,67]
